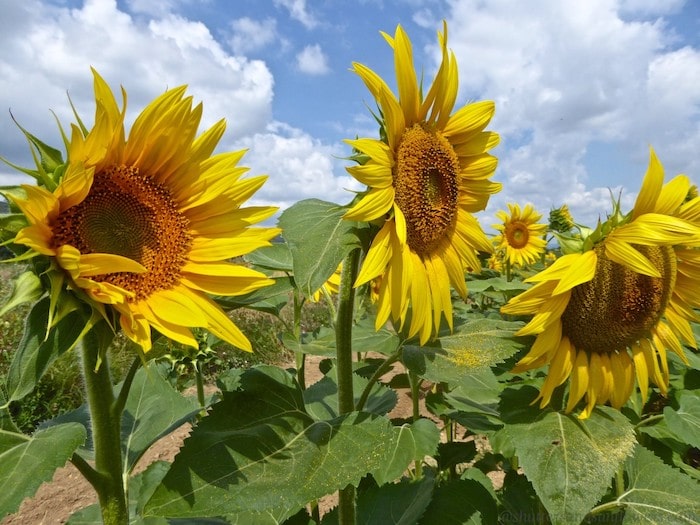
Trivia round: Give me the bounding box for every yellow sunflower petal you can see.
[344,187,395,222]
[631,146,664,219]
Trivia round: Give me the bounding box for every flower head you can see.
[344,22,501,344]
[492,203,547,267]
[501,148,700,418]
[548,204,575,233]
[9,69,280,352]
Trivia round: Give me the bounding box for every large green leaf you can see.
[5,297,90,403]
[664,391,700,449]
[120,362,201,475]
[244,242,294,273]
[616,445,700,524]
[278,199,365,297]
[418,478,498,525]
[354,476,435,525]
[501,389,636,525]
[0,422,86,517]
[402,318,524,390]
[144,365,424,520]
[284,320,400,357]
[214,275,295,316]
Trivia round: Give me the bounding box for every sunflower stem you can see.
[335,248,360,525]
[408,370,424,478]
[293,291,306,390]
[81,328,129,525]
[355,351,401,412]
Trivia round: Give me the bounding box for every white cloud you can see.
[441,0,700,228]
[0,0,274,182]
[273,0,319,29]
[296,44,330,75]
[231,121,362,212]
[228,17,278,54]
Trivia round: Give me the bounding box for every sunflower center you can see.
[560,244,676,354]
[505,221,529,249]
[394,124,460,257]
[52,165,192,301]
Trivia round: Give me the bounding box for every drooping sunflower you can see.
[344,22,501,344]
[501,148,700,418]
[9,69,280,352]
[492,203,547,267]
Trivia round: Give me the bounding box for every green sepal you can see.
[0,270,43,317]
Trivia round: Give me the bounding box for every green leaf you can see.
[372,418,441,486]
[502,400,636,525]
[245,242,294,272]
[664,391,700,449]
[418,478,498,525]
[120,362,201,475]
[214,275,295,316]
[402,318,524,390]
[5,297,90,403]
[0,423,86,518]
[0,212,28,244]
[285,320,399,358]
[615,445,700,524]
[278,199,365,297]
[357,476,435,525]
[144,365,421,520]
[303,365,397,419]
[0,270,43,317]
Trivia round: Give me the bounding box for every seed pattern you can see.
[52,165,192,301]
[561,244,676,354]
[394,124,460,257]
[505,221,529,249]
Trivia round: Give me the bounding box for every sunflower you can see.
[9,69,280,352]
[310,264,342,303]
[344,22,501,344]
[501,148,700,418]
[492,203,547,267]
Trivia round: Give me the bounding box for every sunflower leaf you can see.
[5,297,91,403]
[0,422,86,518]
[402,317,525,390]
[417,477,499,525]
[616,444,700,524]
[500,392,636,525]
[244,242,294,272]
[663,391,700,449]
[278,199,367,298]
[143,365,428,520]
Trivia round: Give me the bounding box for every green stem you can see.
[81,331,128,525]
[294,291,306,390]
[408,370,423,478]
[355,351,401,412]
[614,463,625,498]
[336,249,360,525]
[195,367,206,410]
[505,259,512,282]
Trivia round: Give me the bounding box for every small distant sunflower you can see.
[492,203,547,267]
[10,69,279,352]
[310,264,342,303]
[549,204,575,233]
[487,253,504,273]
[344,22,501,344]
[501,148,700,418]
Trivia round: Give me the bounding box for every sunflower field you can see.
[1,21,699,525]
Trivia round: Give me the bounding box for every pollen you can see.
[52,165,192,301]
[561,244,676,354]
[394,124,460,257]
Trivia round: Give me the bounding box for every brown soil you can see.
[3,355,503,524]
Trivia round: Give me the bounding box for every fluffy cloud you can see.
[231,122,362,213]
[273,0,319,29]
[443,0,700,228]
[0,0,273,178]
[296,44,330,75]
[228,17,278,54]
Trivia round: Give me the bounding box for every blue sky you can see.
[1,0,699,232]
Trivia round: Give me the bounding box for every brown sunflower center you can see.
[505,221,529,249]
[560,244,676,354]
[52,165,192,301]
[394,124,460,257]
